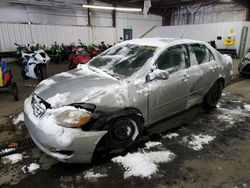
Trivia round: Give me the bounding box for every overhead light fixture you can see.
[82,5,142,12]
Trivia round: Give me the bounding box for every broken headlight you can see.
[55,109,91,128]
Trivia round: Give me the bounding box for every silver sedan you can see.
[24,38,233,163]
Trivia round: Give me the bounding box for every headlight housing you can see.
[55,108,91,128]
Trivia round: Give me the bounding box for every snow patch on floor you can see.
[12,112,24,124]
[163,133,179,139]
[144,141,162,149]
[2,153,23,164]
[244,104,250,112]
[183,134,216,151]
[217,106,248,126]
[84,170,107,180]
[22,163,40,174]
[112,150,175,179]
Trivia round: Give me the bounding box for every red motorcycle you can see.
[87,44,101,58]
[68,47,91,70]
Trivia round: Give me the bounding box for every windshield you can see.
[88,43,157,79]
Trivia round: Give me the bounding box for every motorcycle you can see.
[68,47,91,70]
[98,41,108,52]
[15,43,50,81]
[50,41,63,64]
[15,43,30,65]
[30,43,45,52]
[87,44,100,58]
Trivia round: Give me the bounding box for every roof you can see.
[121,38,202,48]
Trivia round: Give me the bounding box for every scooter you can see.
[15,43,50,81]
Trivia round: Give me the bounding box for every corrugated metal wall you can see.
[154,21,248,55]
[0,23,91,51]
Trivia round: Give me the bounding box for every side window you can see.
[156,46,186,74]
[189,44,211,65]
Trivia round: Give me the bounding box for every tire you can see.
[11,82,19,101]
[21,68,29,80]
[102,115,143,149]
[202,81,223,109]
[35,65,45,82]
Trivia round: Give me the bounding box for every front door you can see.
[148,45,189,123]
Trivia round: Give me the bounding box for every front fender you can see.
[88,108,144,131]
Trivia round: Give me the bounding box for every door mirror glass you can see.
[146,69,169,82]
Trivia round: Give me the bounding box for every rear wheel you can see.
[103,116,143,149]
[202,81,223,109]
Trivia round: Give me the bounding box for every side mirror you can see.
[146,70,169,83]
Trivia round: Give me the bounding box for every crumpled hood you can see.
[35,66,120,107]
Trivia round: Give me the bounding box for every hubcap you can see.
[109,118,138,146]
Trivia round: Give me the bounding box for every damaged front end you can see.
[24,94,108,163]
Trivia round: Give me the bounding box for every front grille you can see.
[31,95,50,118]
[242,64,250,73]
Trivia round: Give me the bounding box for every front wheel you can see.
[102,116,143,149]
[35,65,46,82]
[202,81,223,109]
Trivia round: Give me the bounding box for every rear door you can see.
[187,44,219,97]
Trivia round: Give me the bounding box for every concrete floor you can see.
[0,60,250,188]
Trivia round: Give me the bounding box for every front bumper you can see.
[24,96,107,163]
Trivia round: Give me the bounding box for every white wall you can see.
[0,2,162,51]
[0,3,89,26]
[154,21,250,55]
[0,24,92,51]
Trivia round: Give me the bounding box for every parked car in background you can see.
[24,38,233,163]
[238,51,250,75]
